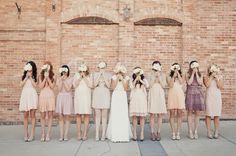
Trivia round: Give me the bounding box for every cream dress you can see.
[148,73,167,114]
[73,73,92,114]
[19,79,38,111]
[129,79,149,117]
[92,72,111,109]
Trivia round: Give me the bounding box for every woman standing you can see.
[185,61,205,139]
[73,63,93,141]
[129,67,149,141]
[93,61,111,141]
[167,63,185,140]
[19,61,38,142]
[204,64,223,139]
[56,65,73,141]
[148,61,167,141]
[106,62,133,142]
[38,61,56,142]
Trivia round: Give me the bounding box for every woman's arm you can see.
[38,76,46,89]
[47,77,56,89]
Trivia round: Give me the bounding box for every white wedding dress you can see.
[106,75,133,142]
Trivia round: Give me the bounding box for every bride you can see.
[106,63,133,142]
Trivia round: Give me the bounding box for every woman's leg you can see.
[23,111,29,141]
[59,114,64,141]
[101,109,108,140]
[132,116,137,140]
[176,109,183,140]
[213,116,220,138]
[169,110,176,139]
[28,110,36,141]
[194,111,200,139]
[205,116,212,139]
[95,109,101,141]
[83,114,90,140]
[149,113,156,140]
[156,114,163,141]
[76,114,82,140]
[46,111,53,141]
[40,112,46,141]
[187,111,194,139]
[140,116,145,141]
[64,115,70,140]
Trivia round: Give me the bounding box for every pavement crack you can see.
[220,134,236,146]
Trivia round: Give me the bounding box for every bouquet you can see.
[133,67,144,75]
[152,63,162,72]
[209,64,220,73]
[78,64,88,72]
[42,64,50,72]
[24,63,32,71]
[114,62,127,74]
[190,62,199,69]
[97,61,107,69]
[170,64,181,71]
[59,67,68,74]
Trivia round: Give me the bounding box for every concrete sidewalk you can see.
[0,121,235,156]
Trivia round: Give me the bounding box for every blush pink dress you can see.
[167,79,185,110]
[39,79,55,112]
[56,78,74,115]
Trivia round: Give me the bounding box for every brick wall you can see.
[0,0,235,123]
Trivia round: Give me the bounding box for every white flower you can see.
[59,67,68,74]
[210,64,220,73]
[98,61,107,69]
[152,63,162,71]
[24,63,32,71]
[190,62,199,69]
[133,68,144,75]
[170,64,181,71]
[41,64,50,72]
[78,64,88,72]
[114,62,127,74]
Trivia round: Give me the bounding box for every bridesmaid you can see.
[56,65,73,141]
[92,61,111,141]
[185,61,205,139]
[38,61,56,141]
[148,61,167,141]
[167,63,185,140]
[73,63,93,141]
[19,61,38,142]
[204,64,223,139]
[129,67,149,141]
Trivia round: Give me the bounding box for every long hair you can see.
[22,61,37,82]
[169,63,182,78]
[132,67,145,87]
[188,60,201,77]
[40,61,54,82]
[60,65,70,77]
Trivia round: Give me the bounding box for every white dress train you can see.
[106,75,133,142]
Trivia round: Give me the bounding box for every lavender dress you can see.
[185,75,205,111]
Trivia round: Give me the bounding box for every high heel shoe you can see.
[207,131,213,139]
[45,134,50,142]
[140,133,144,142]
[24,137,28,142]
[176,132,181,140]
[213,131,219,139]
[194,130,198,139]
[189,130,194,139]
[150,132,156,141]
[171,133,176,140]
[156,132,161,141]
[28,136,34,142]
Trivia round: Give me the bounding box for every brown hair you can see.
[40,61,54,82]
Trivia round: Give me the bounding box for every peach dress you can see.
[168,79,185,110]
[39,80,55,112]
